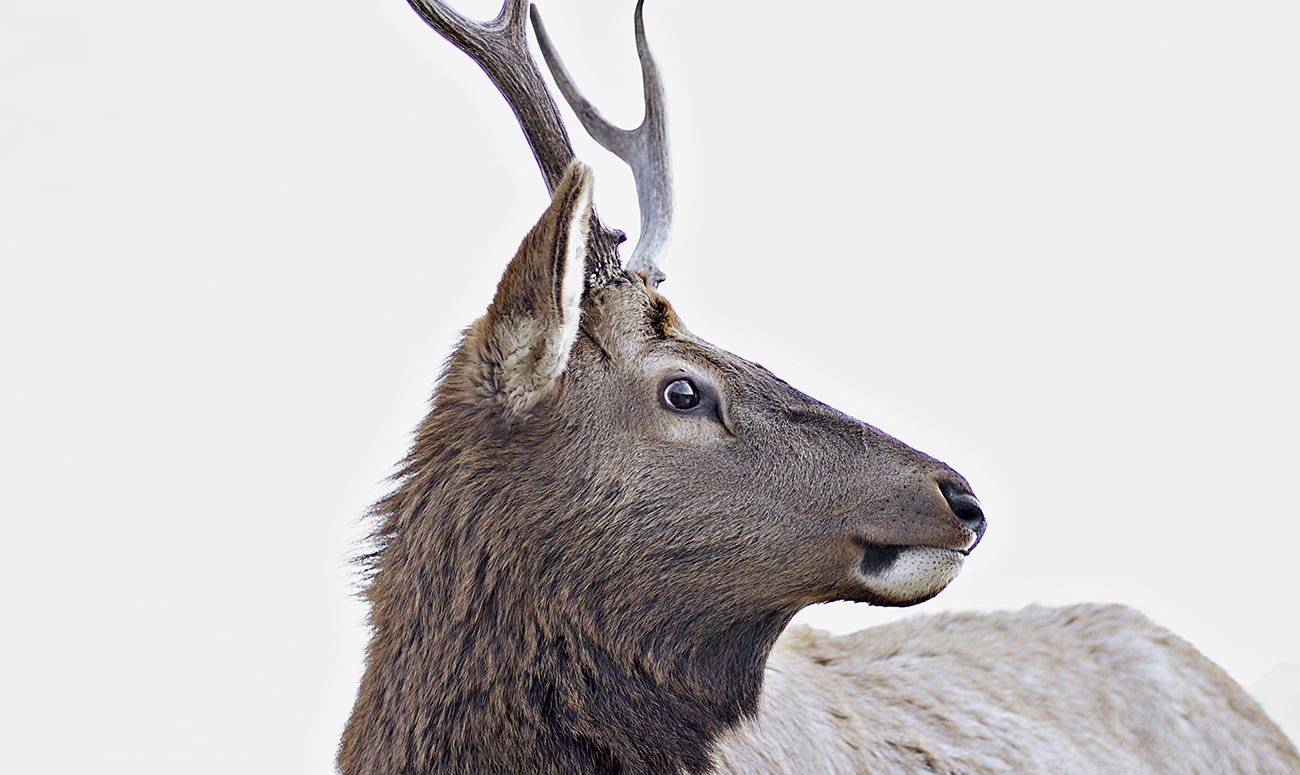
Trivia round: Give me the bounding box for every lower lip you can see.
[859,543,905,575]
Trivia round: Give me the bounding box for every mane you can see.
[338,321,790,775]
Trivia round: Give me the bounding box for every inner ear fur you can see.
[467,161,594,416]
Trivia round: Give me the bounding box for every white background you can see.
[2,0,1297,772]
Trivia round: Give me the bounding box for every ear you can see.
[469,161,594,416]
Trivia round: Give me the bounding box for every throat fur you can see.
[340,510,792,775]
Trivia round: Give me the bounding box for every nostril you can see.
[940,482,986,538]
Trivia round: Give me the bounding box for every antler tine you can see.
[407,0,573,192]
[407,0,625,285]
[532,0,672,287]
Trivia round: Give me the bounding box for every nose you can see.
[940,482,987,546]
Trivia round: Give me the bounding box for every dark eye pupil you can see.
[664,379,700,410]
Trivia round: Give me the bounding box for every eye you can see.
[662,378,700,411]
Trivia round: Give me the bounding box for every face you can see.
[455,165,984,629]
[549,280,984,615]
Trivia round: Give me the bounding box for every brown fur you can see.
[337,164,983,775]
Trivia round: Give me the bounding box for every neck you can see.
[338,477,793,775]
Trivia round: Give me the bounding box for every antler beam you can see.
[408,0,574,189]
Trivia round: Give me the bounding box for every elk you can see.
[338,1,1300,773]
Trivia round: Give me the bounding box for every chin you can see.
[850,544,967,607]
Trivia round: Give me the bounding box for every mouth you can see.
[859,542,969,575]
[852,542,969,607]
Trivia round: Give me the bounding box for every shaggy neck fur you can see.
[338,389,795,775]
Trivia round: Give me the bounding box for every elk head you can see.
[341,2,985,773]
[443,159,983,619]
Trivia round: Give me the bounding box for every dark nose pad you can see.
[940,482,987,544]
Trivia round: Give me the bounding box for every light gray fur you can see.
[712,604,1300,774]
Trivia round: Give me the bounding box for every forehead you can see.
[584,277,774,383]
[584,278,695,354]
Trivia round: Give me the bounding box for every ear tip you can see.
[560,159,595,198]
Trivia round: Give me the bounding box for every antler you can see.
[407,0,570,190]
[531,0,671,286]
[407,0,672,288]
